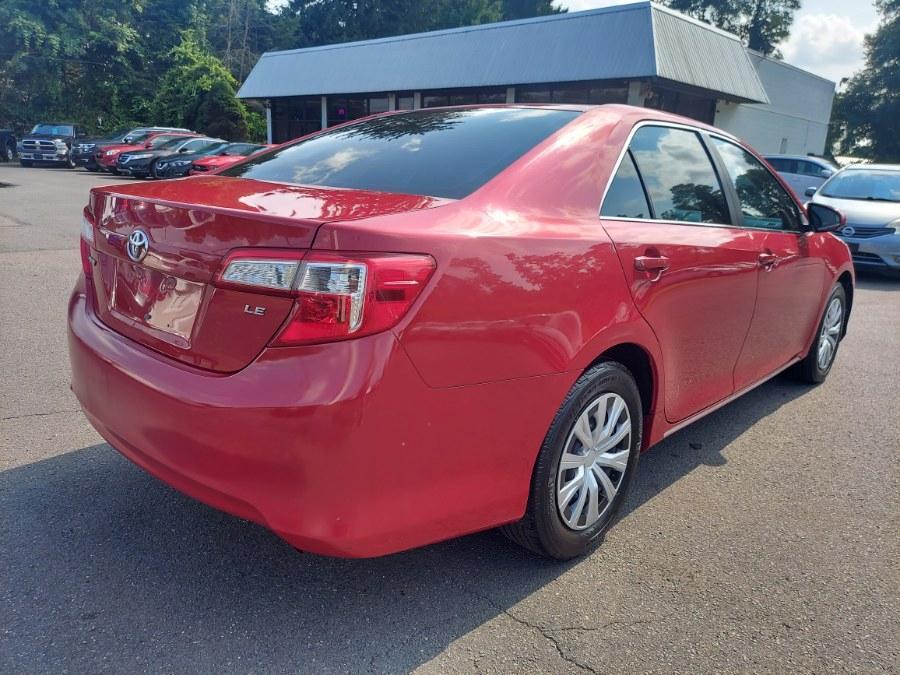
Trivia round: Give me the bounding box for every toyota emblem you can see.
[840,226,856,238]
[126,229,149,262]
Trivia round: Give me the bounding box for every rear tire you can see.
[799,283,846,384]
[501,361,642,560]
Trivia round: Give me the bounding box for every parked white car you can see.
[764,154,837,200]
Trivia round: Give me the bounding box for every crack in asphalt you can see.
[463,587,676,673]
[499,608,599,674]
[1,409,81,422]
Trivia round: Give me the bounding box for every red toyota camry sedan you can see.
[69,105,853,559]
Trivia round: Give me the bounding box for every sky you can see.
[559,0,880,84]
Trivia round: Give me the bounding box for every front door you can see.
[709,138,827,389]
[600,125,760,423]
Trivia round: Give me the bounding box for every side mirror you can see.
[178,148,189,153]
[805,186,818,198]
[820,169,834,179]
[807,203,845,232]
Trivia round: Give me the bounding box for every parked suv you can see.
[70,106,853,559]
[18,122,85,168]
[73,126,193,171]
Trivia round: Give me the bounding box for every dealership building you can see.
[238,1,835,156]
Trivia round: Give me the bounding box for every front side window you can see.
[222,107,580,199]
[601,151,651,219]
[712,138,802,231]
[628,126,731,224]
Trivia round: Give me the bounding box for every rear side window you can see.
[767,158,798,173]
[628,126,731,224]
[221,107,580,199]
[712,139,802,231]
[601,151,652,219]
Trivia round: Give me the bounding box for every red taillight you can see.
[215,250,435,345]
[80,212,95,277]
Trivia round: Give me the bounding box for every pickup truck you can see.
[18,122,86,168]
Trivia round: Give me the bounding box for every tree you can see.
[0,0,146,131]
[501,0,563,20]
[152,31,263,140]
[661,0,800,56]
[281,0,505,48]
[829,0,900,161]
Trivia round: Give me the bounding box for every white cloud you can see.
[780,13,873,83]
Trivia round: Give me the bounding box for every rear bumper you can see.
[68,277,567,556]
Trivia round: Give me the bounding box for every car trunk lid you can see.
[86,176,448,372]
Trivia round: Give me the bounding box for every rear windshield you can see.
[221,107,580,199]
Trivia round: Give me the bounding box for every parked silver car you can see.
[808,164,900,276]
[765,154,837,199]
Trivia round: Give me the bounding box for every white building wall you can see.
[715,52,835,156]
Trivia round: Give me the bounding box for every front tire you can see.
[64,151,76,168]
[501,361,642,560]
[799,283,846,383]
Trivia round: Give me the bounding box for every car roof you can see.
[841,163,900,172]
[763,154,831,163]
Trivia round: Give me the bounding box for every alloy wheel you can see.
[816,296,842,371]
[556,392,631,531]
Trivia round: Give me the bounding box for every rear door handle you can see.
[634,255,670,272]
[758,252,779,269]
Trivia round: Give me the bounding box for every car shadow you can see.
[1,375,809,672]
[854,270,900,291]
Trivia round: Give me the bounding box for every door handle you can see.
[634,255,670,272]
[758,252,779,269]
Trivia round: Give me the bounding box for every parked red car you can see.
[188,143,273,175]
[69,105,853,559]
[95,131,197,173]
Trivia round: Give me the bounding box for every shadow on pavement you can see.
[854,270,900,291]
[0,375,809,672]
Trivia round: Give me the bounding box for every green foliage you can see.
[0,0,562,136]
[282,0,510,47]
[662,0,800,56]
[829,0,900,161]
[152,31,249,139]
[501,0,564,21]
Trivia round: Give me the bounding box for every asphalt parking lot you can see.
[1,163,898,673]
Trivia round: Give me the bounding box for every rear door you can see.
[711,138,827,390]
[766,158,804,195]
[600,124,761,423]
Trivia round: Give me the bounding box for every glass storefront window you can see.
[271,97,322,143]
[644,86,716,124]
[422,88,507,107]
[516,80,628,105]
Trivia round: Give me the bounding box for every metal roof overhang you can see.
[237,1,769,105]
